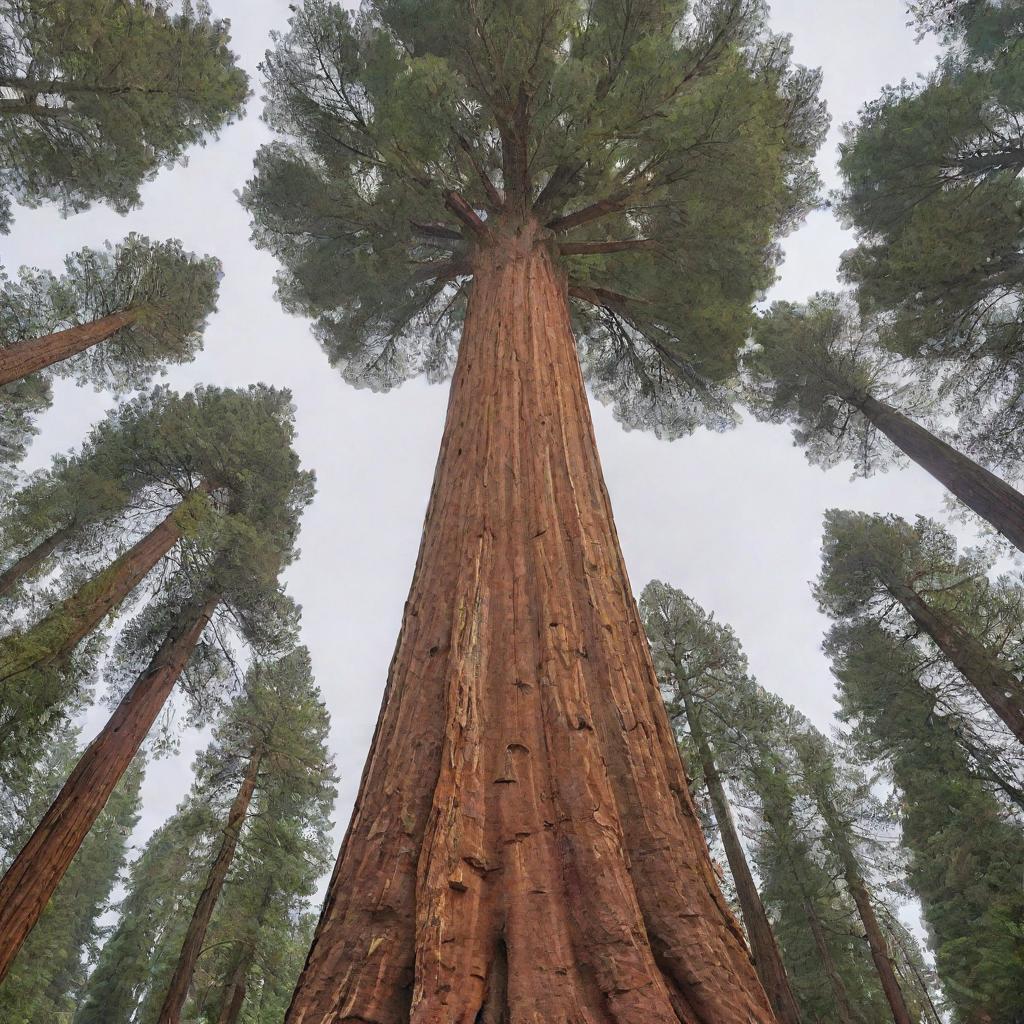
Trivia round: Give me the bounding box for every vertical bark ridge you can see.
[0,309,140,386]
[287,227,774,1024]
[0,592,219,982]
[857,394,1024,554]
[884,577,1024,744]
[158,745,263,1024]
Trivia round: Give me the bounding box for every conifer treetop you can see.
[244,0,827,435]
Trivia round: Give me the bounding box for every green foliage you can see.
[243,0,826,436]
[640,580,936,1023]
[827,621,1024,1023]
[0,384,315,784]
[0,728,143,1023]
[77,649,336,1024]
[0,0,249,230]
[837,0,1024,472]
[746,293,935,476]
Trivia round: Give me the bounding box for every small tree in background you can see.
[837,0,1024,473]
[746,293,1024,553]
[827,620,1024,1023]
[244,1,827,1016]
[816,510,1024,745]
[0,0,249,232]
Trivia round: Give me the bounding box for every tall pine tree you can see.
[244,2,827,1017]
[0,0,249,231]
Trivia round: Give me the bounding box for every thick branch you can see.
[410,220,465,242]
[567,282,646,312]
[443,191,489,238]
[547,191,634,234]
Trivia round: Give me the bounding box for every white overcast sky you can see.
[2,1,971,907]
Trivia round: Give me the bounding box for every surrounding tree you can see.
[837,0,1024,473]
[641,579,803,1024]
[746,293,1024,552]
[827,620,1024,1023]
[0,726,143,1023]
[244,1,826,1018]
[0,385,314,983]
[77,649,336,1024]
[0,0,249,231]
[816,510,1024,744]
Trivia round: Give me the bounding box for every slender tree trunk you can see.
[0,592,219,983]
[0,497,194,690]
[158,746,263,1024]
[0,309,139,386]
[680,693,802,1024]
[287,223,774,1023]
[884,576,1024,744]
[802,896,859,1024]
[0,525,72,598]
[831,846,913,1024]
[856,394,1024,554]
[215,882,276,1024]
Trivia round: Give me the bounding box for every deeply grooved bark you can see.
[287,224,773,1024]
[0,309,140,386]
[0,593,219,982]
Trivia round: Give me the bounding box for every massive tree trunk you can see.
[0,493,200,691]
[883,576,1024,744]
[856,394,1024,554]
[0,309,139,386]
[0,524,72,598]
[287,223,773,1024]
[158,746,263,1024]
[680,694,802,1024]
[0,592,219,983]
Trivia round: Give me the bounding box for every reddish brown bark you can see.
[0,309,140,386]
[883,577,1024,744]
[681,693,802,1024]
[287,222,774,1024]
[0,499,191,688]
[216,960,250,1024]
[857,394,1024,555]
[0,524,72,598]
[158,746,263,1024]
[0,593,219,983]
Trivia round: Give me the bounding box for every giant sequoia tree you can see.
[0,385,313,982]
[817,510,1024,745]
[244,1,826,1018]
[0,0,249,231]
[746,294,1024,552]
[837,0,1024,473]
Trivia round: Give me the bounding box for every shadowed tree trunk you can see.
[680,691,802,1024]
[0,309,140,386]
[158,746,263,1024]
[0,525,73,598]
[0,497,194,689]
[854,394,1024,554]
[0,592,219,983]
[287,223,773,1023]
[882,575,1024,744]
[802,895,859,1024]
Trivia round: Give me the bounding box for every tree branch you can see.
[547,190,635,233]
[410,220,465,242]
[443,191,489,238]
[567,282,647,311]
[559,239,656,256]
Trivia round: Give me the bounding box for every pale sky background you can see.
[2,0,974,932]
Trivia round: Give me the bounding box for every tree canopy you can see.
[837,0,1024,472]
[0,0,249,231]
[243,0,827,435]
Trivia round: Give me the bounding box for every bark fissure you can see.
[286,226,773,1023]
[0,309,140,386]
[0,592,219,982]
